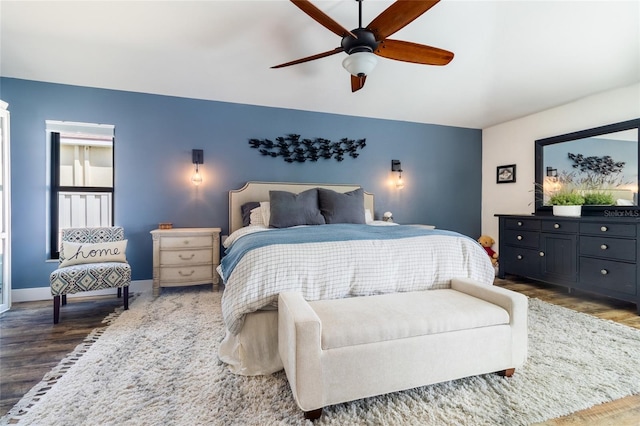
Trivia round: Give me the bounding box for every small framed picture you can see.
[496,164,516,183]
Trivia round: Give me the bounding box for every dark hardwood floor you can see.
[1,278,639,424]
[0,294,129,416]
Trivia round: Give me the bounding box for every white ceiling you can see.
[1,0,638,129]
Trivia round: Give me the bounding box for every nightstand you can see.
[150,227,221,296]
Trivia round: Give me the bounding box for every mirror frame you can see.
[534,118,640,215]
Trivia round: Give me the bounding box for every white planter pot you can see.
[552,205,582,217]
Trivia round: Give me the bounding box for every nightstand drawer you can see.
[160,249,213,265]
[160,265,213,282]
[160,235,213,249]
[579,236,636,262]
[151,227,221,296]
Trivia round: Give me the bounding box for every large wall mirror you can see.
[535,119,640,215]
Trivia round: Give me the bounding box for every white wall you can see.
[482,83,640,242]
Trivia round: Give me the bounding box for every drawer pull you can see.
[554,223,560,229]
[600,226,608,232]
[179,270,195,277]
[539,252,545,257]
[600,269,608,275]
[517,235,523,240]
[600,244,608,250]
[183,240,191,245]
[517,221,523,226]
[517,255,523,260]
[179,253,195,260]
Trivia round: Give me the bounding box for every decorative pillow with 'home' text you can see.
[60,240,128,267]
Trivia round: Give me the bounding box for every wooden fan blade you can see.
[271,47,345,69]
[291,0,357,38]
[375,39,453,65]
[367,0,440,40]
[351,74,366,92]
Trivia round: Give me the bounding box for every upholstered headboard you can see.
[228,181,374,233]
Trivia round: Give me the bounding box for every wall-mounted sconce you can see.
[192,149,203,186]
[391,159,404,189]
[546,166,558,184]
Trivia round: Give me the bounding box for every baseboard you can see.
[11,279,153,303]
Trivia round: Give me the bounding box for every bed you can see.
[217,182,495,375]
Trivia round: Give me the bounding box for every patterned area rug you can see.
[3,286,640,425]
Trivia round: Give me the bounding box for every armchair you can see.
[50,226,131,324]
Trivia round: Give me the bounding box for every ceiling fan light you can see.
[342,52,377,77]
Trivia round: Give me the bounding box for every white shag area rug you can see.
[3,287,640,426]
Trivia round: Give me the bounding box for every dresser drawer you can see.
[579,236,636,262]
[579,257,636,295]
[159,265,213,283]
[580,222,636,238]
[502,247,541,278]
[160,249,213,266]
[504,218,540,231]
[541,220,578,233]
[160,235,213,249]
[503,229,539,248]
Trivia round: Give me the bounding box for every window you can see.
[47,121,115,258]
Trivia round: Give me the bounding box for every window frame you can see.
[47,121,115,259]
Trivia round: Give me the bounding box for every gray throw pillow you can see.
[269,189,326,228]
[318,188,366,224]
[240,201,261,227]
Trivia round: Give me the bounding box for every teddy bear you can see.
[478,235,499,266]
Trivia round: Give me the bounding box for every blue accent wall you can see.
[1,77,482,289]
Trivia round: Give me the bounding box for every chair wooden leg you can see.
[53,295,61,324]
[123,286,129,310]
[61,294,67,305]
[117,287,122,298]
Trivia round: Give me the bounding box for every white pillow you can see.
[260,201,271,227]
[249,207,265,226]
[60,240,128,267]
[365,208,373,224]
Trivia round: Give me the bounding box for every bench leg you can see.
[61,294,67,305]
[304,408,322,421]
[117,287,122,298]
[498,368,515,377]
[53,295,61,324]
[123,286,129,310]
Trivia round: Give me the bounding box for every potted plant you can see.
[582,191,615,206]
[534,171,585,216]
[548,191,585,217]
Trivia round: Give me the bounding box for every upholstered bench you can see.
[278,277,528,420]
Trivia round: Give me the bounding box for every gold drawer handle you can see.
[517,255,523,260]
[517,235,523,240]
[539,252,545,257]
[600,226,608,232]
[554,223,560,229]
[600,244,608,250]
[179,253,195,260]
[179,270,195,277]
[600,269,608,275]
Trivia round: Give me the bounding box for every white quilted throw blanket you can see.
[218,224,495,335]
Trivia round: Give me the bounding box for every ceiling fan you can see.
[272,0,454,92]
